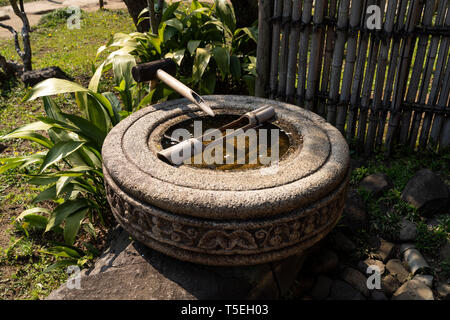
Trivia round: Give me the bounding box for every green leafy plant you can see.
[97,0,257,101]
[0,51,142,246]
[415,221,448,256]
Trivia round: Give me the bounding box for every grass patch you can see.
[0,8,135,300]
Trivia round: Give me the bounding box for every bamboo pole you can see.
[429,59,450,147]
[429,3,450,146]
[277,0,293,100]
[398,0,436,146]
[357,0,385,150]
[317,0,337,118]
[384,0,422,155]
[269,0,284,99]
[327,0,350,125]
[376,0,409,147]
[305,0,326,111]
[417,1,449,150]
[285,0,302,103]
[335,0,364,134]
[365,0,397,155]
[438,65,450,150]
[295,0,313,106]
[256,0,274,98]
[346,0,371,141]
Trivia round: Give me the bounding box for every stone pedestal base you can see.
[46,227,306,300]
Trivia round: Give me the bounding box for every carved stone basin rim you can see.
[101,95,350,266]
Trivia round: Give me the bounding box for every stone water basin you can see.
[102,95,350,266]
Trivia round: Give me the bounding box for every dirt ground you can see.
[0,0,127,39]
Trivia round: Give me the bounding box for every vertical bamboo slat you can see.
[255,0,273,98]
[335,0,364,134]
[365,0,397,154]
[305,0,326,111]
[418,3,449,150]
[317,0,337,118]
[295,0,313,105]
[285,0,302,103]
[277,0,293,99]
[269,0,284,99]
[346,0,372,141]
[327,0,350,125]
[398,0,436,145]
[357,0,384,149]
[384,0,422,154]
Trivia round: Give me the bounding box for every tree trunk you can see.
[230,0,258,27]
[122,0,150,32]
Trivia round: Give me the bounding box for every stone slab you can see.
[47,227,305,300]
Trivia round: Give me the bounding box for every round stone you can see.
[102,95,350,266]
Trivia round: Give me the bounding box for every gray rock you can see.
[332,232,357,254]
[341,190,368,231]
[292,274,316,298]
[329,280,366,300]
[20,66,72,87]
[381,274,401,297]
[311,276,333,300]
[359,173,393,197]
[386,259,410,283]
[370,290,388,300]
[401,169,449,215]
[392,279,434,300]
[371,237,395,263]
[398,218,417,242]
[402,247,430,275]
[341,267,370,297]
[436,283,450,300]
[413,275,433,288]
[357,259,385,276]
[47,227,295,300]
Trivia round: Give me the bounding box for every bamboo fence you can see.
[255,0,450,154]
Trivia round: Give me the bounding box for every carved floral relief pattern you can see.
[105,179,348,255]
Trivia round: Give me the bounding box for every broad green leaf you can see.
[44,259,78,272]
[64,208,88,245]
[1,121,52,139]
[46,199,90,232]
[1,131,53,149]
[23,78,89,102]
[17,207,51,220]
[85,95,111,135]
[165,49,185,66]
[39,141,85,173]
[235,26,258,43]
[138,89,156,108]
[212,46,230,79]
[193,48,212,82]
[32,186,57,204]
[43,96,65,122]
[163,26,179,42]
[89,61,106,92]
[62,113,106,149]
[230,55,241,80]
[187,40,201,55]
[56,176,74,197]
[165,18,183,32]
[215,0,236,33]
[112,54,136,89]
[21,214,48,230]
[28,176,59,186]
[162,2,180,22]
